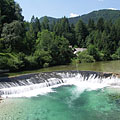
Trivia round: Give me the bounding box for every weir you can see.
[0,71,120,98]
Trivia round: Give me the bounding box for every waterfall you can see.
[0,71,120,98]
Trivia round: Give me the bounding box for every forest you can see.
[1,0,120,72]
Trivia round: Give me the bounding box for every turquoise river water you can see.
[0,83,120,120]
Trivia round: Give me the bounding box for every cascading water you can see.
[0,71,120,98]
[1,71,120,120]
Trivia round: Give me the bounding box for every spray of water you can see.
[0,72,120,98]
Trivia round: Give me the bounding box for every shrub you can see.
[25,55,38,69]
[0,56,8,69]
[43,63,49,68]
[0,52,29,71]
[71,58,79,65]
[34,50,52,67]
[116,47,120,59]
[111,54,118,60]
[0,53,19,71]
[87,45,100,61]
[77,51,95,63]
[98,52,105,61]
[111,47,120,60]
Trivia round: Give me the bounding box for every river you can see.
[0,60,120,120]
[44,60,120,73]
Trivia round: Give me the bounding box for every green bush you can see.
[34,50,52,67]
[0,53,20,71]
[71,58,79,65]
[98,52,105,61]
[43,63,49,68]
[116,47,120,59]
[111,54,118,60]
[0,52,29,71]
[110,47,120,60]
[87,45,100,61]
[0,56,8,69]
[25,55,38,69]
[77,51,95,63]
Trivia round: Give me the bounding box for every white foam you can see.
[1,73,120,98]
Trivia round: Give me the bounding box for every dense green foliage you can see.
[1,0,120,72]
[77,50,95,63]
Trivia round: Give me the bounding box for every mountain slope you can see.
[79,9,120,23]
[40,9,120,24]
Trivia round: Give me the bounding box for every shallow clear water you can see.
[0,85,120,120]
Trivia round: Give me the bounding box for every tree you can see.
[54,17,70,36]
[108,25,117,54]
[115,18,120,48]
[41,16,49,30]
[75,20,89,47]
[34,50,52,68]
[77,50,95,63]
[88,19,95,32]
[87,45,100,61]
[1,21,25,52]
[0,0,23,37]
[53,17,74,44]
[36,30,54,51]
[69,23,76,46]
[97,17,104,32]
[104,20,112,34]
[14,3,24,21]
[50,21,56,32]
[86,30,102,50]
[24,24,36,54]
[50,36,73,65]
[36,30,73,65]
[31,16,41,38]
[115,47,120,58]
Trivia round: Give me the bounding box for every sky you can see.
[15,0,120,21]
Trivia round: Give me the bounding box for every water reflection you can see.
[42,60,120,73]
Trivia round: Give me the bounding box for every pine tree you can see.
[88,19,95,32]
[41,16,49,30]
[97,17,104,32]
[31,16,41,38]
[24,24,36,54]
[75,19,88,47]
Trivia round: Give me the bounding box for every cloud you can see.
[70,13,79,18]
[108,8,117,10]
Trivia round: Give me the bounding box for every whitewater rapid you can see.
[0,71,120,98]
